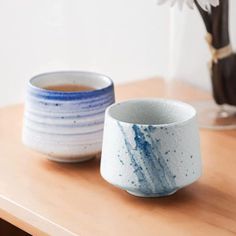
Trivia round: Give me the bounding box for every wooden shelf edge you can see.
[0,194,78,236]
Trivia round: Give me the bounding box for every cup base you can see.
[126,190,177,198]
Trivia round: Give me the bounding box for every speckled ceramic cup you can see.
[101,99,202,197]
[22,71,115,162]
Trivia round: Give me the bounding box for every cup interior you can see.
[30,71,112,92]
[107,99,196,125]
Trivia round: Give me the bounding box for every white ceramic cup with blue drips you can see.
[101,99,202,197]
[22,71,115,163]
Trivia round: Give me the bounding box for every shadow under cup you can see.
[101,99,202,197]
[22,71,115,163]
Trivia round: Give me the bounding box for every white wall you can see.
[0,1,235,107]
[0,0,170,107]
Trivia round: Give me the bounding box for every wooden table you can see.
[0,78,235,236]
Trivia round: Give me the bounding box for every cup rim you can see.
[28,70,113,94]
[106,98,197,127]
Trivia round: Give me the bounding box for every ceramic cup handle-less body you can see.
[22,71,115,163]
[101,99,202,197]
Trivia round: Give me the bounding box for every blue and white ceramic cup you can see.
[101,99,202,197]
[22,71,115,162]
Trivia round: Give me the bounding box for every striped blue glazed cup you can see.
[101,99,202,197]
[22,71,115,162]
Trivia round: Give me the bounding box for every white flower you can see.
[157,0,220,11]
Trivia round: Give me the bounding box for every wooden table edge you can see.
[0,194,77,236]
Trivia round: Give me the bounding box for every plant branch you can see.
[211,0,230,48]
[194,0,212,33]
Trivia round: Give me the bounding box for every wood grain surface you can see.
[0,78,235,236]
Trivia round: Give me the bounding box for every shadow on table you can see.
[122,185,198,207]
[120,182,235,220]
[39,156,235,221]
[40,155,101,173]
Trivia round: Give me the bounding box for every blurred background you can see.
[0,0,235,107]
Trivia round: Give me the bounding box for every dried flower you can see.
[157,0,220,11]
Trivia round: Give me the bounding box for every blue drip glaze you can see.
[117,123,153,193]
[29,85,114,101]
[80,99,115,109]
[133,125,176,194]
[30,97,114,112]
[118,123,177,195]
[26,109,106,119]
